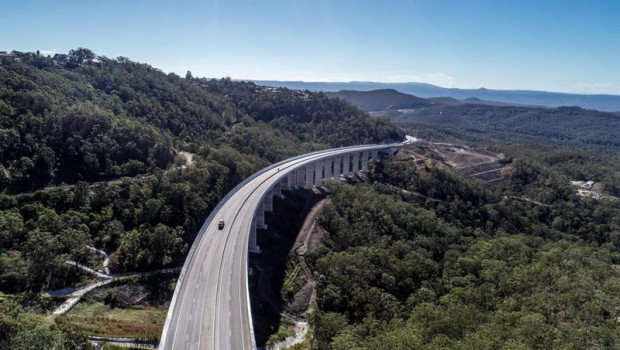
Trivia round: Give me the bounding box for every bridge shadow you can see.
[249,188,327,346]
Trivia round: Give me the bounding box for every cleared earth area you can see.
[399,142,509,183]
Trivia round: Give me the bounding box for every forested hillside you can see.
[2,49,618,349]
[0,49,400,349]
[326,89,437,112]
[306,155,620,349]
[384,104,620,147]
[0,49,400,194]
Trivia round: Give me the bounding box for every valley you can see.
[0,50,618,350]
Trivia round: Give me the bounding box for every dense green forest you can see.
[0,49,399,194]
[300,95,620,348]
[292,88,620,348]
[0,49,400,349]
[385,104,620,148]
[307,156,620,349]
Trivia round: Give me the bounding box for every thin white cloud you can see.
[39,49,58,56]
[248,72,457,87]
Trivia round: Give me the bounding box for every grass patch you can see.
[59,300,167,339]
[281,256,307,302]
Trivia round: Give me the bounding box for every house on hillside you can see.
[0,51,16,62]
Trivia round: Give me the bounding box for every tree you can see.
[72,181,89,208]
[0,301,63,350]
[68,47,95,65]
[0,209,24,249]
[23,230,64,291]
[59,227,91,267]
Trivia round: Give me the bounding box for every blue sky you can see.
[1,0,619,94]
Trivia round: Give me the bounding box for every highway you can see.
[160,143,399,350]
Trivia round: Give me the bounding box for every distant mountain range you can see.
[325,89,533,112]
[324,89,438,111]
[313,88,620,148]
[251,80,620,112]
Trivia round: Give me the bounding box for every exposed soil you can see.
[176,151,195,169]
[398,141,510,183]
[285,197,330,316]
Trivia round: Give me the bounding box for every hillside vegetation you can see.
[326,89,437,112]
[0,50,400,194]
[327,88,620,196]
[386,104,620,148]
[1,49,618,350]
[0,49,400,349]
[307,154,620,350]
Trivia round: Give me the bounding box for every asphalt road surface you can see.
[160,144,398,350]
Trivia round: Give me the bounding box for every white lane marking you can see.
[171,249,204,348]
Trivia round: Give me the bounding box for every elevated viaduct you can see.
[160,143,401,350]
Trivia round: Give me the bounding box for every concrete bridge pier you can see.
[333,155,341,180]
[304,164,314,189]
[249,218,260,253]
[297,168,305,188]
[314,160,323,187]
[256,201,267,230]
[264,190,273,212]
[324,157,333,179]
[361,150,369,172]
[343,154,350,177]
[272,182,282,198]
[372,149,379,161]
[352,152,360,174]
[287,171,296,189]
[279,177,288,192]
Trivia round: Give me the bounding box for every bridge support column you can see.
[256,201,267,229]
[304,164,314,189]
[264,190,273,212]
[343,154,350,177]
[280,176,288,190]
[361,150,369,172]
[333,155,341,180]
[372,149,379,161]
[324,157,333,179]
[288,171,296,189]
[352,152,360,174]
[297,168,305,188]
[314,161,323,187]
[273,182,281,197]
[249,218,260,253]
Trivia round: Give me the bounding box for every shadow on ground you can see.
[249,188,326,346]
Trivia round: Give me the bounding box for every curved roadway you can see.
[160,143,400,350]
